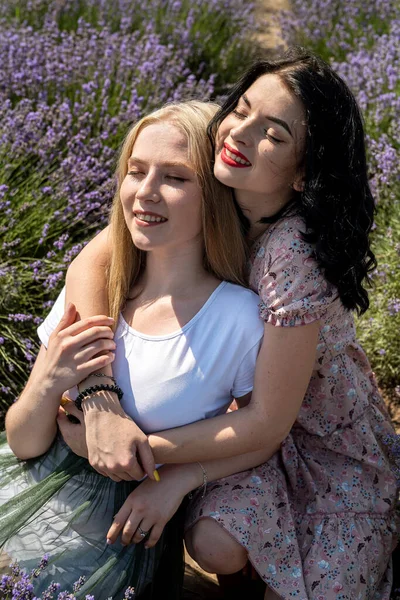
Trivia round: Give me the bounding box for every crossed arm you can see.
[64,226,319,471]
[6,226,318,548]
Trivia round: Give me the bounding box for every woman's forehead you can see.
[132,122,188,155]
[244,73,305,124]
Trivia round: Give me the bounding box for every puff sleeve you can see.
[255,218,337,326]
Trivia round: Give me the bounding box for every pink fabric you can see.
[186,216,399,599]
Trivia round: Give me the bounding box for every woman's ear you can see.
[292,173,305,192]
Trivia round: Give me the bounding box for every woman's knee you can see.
[185,518,247,575]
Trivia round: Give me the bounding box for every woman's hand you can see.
[57,400,154,483]
[57,401,88,458]
[82,397,157,482]
[59,395,156,482]
[42,303,116,396]
[106,464,197,549]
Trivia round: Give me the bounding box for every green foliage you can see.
[281,0,400,391]
[357,194,400,389]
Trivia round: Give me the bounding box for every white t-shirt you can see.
[38,282,264,434]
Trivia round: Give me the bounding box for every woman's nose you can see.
[230,120,252,146]
[136,174,160,202]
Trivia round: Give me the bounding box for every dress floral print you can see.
[186,215,399,599]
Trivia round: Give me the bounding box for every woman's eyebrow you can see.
[128,157,192,169]
[241,93,293,137]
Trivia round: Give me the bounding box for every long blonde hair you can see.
[108,100,248,322]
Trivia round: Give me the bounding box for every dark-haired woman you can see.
[61,48,399,599]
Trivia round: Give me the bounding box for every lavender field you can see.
[280,0,400,420]
[0,0,257,408]
[0,0,399,421]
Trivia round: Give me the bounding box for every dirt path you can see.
[255,0,289,50]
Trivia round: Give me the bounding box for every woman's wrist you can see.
[30,368,64,403]
[82,390,126,419]
[160,463,204,496]
[147,433,174,463]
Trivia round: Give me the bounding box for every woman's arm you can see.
[6,345,62,459]
[106,445,278,548]
[65,230,317,471]
[65,226,112,317]
[65,226,157,482]
[148,320,319,463]
[59,399,278,481]
[6,305,115,459]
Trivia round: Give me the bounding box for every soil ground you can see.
[254,0,289,50]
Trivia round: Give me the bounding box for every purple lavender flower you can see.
[30,553,49,579]
[11,573,34,599]
[388,299,400,316]
[0,574,13,594]
[41,582,61,600]
[8,313,34,322]
[72,575,86,592]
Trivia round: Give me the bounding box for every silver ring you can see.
[138,526,148,538]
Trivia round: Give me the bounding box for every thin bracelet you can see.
[79,372,117,389]
[188,461,208,500]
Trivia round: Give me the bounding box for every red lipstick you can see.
[220,143,251,169]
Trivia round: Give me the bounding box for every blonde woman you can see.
[1,101,268,599]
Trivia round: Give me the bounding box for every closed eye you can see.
[232,109,247,119]
[128,170,144,177]
[166,175,187,182]
[265,132,283,144]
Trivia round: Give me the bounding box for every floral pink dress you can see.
[186,215,399,599]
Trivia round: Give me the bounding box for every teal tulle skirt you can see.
[0,431,185,599]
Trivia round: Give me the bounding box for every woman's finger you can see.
[52,303,77,335]
[120,460,145,482]
[62,315,114,338]
[60,400,82,420]
[137,441,156,481]
[71,325,115,346]
[107,473,123,482]
[76,352,115,375]
[131,519,154,545]
[120,512,144,546]
[145,523,164,549]
[74,339,116,363]
[106,504,132,545]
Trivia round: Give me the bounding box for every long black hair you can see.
[208,47,377,315]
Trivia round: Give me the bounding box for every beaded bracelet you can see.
[74,383,123,411]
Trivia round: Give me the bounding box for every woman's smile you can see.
[134,211,168,226]
[221,143,252,168]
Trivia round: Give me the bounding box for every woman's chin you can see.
[213,160,240,187]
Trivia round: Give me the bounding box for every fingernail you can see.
[153,469,161,482]
[106,538,112,545]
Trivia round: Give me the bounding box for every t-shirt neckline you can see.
[118,281,227,341]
